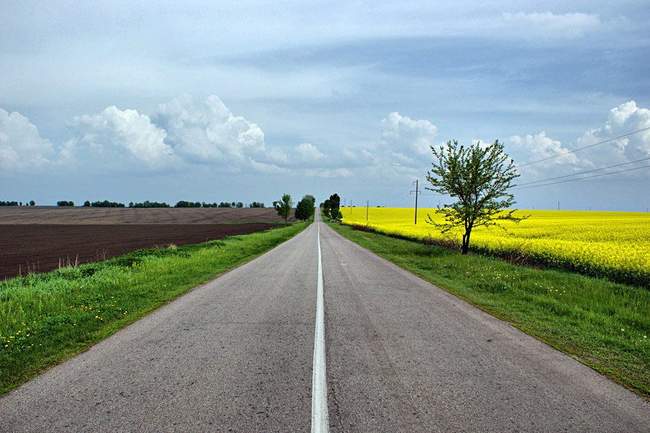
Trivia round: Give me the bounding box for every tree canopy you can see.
[274,193,293,223]
[425,139,524,254]
[295,195,315,220]
[321,193,341,220]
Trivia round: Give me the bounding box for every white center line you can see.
[311,222,329,433]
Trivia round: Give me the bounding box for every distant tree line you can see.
[83,200,125,208]
[47,200,266,208]
[0,200,36,206]
[0,199,266,208]
[128,201,170,208]
[174,201,202,208]
[199,201,245,208]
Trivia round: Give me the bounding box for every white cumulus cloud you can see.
[1,95,339,176]
[62,106,175,170]
[0,108,55,171]
[509,131,579,166]
[336,112,439,179]
[153,95,266,165]
[508,100,650,181]
[577,100,650,165]
[381,112,438,157]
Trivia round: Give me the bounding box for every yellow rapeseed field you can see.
[341,207,650,285]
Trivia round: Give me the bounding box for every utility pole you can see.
[410,179,420,225]
[366,200,369,224]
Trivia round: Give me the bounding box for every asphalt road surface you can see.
[1,214,649,432]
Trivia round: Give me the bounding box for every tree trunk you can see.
[461,238,469,254]
[461,227,472,254]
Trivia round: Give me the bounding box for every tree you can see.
[425,139,524,254]
[273,194,293,223]
[322,193,341,220]
[295,195,315,220]
[29,200,35,206]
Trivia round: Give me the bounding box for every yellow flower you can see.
[341,207,650,282]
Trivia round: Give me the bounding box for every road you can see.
[1,214,649,432]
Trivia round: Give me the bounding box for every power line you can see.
[515,163,650,189]
[517,126,650,168]
[517,156,650,187]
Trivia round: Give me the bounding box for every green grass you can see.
[328,222,650,399]
[0,222,308,395]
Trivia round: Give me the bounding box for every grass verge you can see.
[0,222,308,395]
[328,222,650,399]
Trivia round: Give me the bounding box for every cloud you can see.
[381,112,437,156]
[60,95,336,175]
[153,95,266,165]
[311,167,353,178]
[61,106,176,170]
[577,100,650,164]
[1,95,339,176]
[5,98,647,185]
[509,131,579,167]
[295,142,324,162]
[0,108,54,171]
[335,112,439,180]
[509,100,650,181]
[500,12,602,39]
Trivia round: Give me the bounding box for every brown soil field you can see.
[0,207,296,280]
[0,223,276,280]
[0,207,293,224]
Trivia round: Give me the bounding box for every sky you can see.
[1,0,649,210]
